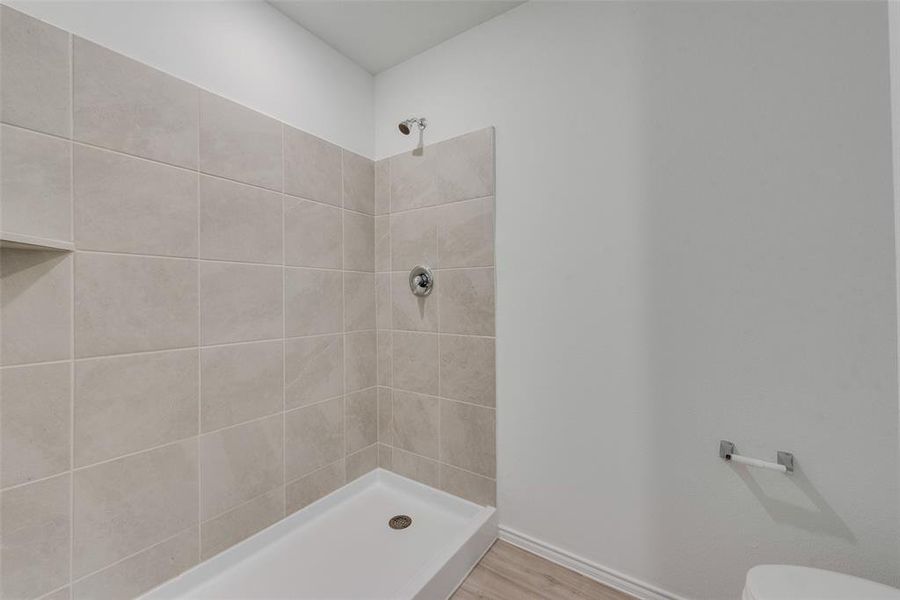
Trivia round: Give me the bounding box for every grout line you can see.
[195,113,202,559]
[341,150,347,468]
[36,584,70,600]
[196,168,281,195]
[0,358,74,370]
[382,328,495,338]
[199,408,286,438]
[1,332,383,371]
[386,265,495,273]
[68,29,76,591]
[200,482,285,527]
[76,248,288,267]
[289,265,374,275]
[436,205,443,484]
[284,456,346,497]
[346,441,378,461]
[69,137,196,175]
[387,156,396,469]
[285,189,371,217]
[68,523,198,588]
[388,390,495,411]
[390,445,495,483]
[0,469,72,495]
[383,330,491,339]
[0,119,196,175]
[435,461,495,482]
[281,122,287,510]
[0,120,72,143]
[386,194,494,217]
[75,435,197,476]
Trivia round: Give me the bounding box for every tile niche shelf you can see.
[0,231,74,252]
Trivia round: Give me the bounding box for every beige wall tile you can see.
[390,128,494,212]
[284,126,341,206]
[438,268,495,336]
[439,464,496,507]
[74,145,197,257]
[440,400,496,478]
[390,448,439,488]
[284,334,343,409]
[201,341,283,432]
[73,440,198,577]
[1,363,70,487]
[437,197,494,268]
[75,349,198,467]
[439,335,495,407]
[285,398,343,480]
[284,197,342,269]
[2,250,72,365]
[285,460,344,514]
[75,253,197,357]
[1,125,71,241]
[375,215,390,272]
[377,331,392,387]
[199,176,282,264]
[201,487,283,560]
[344,271,375,332]
[200,262,282,345]
[374,159,390,216]
[343,211,374,272]
[284,268,343,336]
[377,387,393,445]
[343,150,374,215]
[0,6,70,136]
[392,331,438,395]
[0,474,70,599]
[377,444,392,469]
[73,38,198,168]
[390,207,438,273]
[345,330,377,392]
[391,271,437,332]
[199,91,282,190]
[72,527,198,600]
[346,444,377,481]
[376,273,391,330]
[392,390,439,459]
[200,414,283,520]
[346,387,377,454]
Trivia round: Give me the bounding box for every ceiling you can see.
[269,1,524,74]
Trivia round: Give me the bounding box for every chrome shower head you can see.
[399,117,427,135]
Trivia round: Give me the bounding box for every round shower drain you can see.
[389,515,412,530]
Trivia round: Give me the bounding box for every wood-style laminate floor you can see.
[451,540,636,600]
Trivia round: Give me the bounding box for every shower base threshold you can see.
[142,468,497,600]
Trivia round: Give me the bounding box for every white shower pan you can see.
[142,469,497,600]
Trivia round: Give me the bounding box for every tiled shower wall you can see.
[0,7,379,599]
[374,129,497,507]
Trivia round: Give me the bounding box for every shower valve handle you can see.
[409,265,434,297]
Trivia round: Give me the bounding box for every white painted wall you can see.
[892,0,900,443]
[7,0,374,157]
[376,2,899,598]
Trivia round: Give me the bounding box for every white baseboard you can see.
[498,526,690,600]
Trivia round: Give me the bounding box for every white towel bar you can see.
[719,440,793,474]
